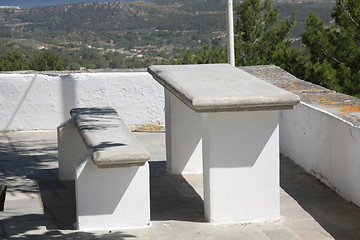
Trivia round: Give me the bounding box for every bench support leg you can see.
[76,155,150,231]
[165,90,203,174]
[202,111,280,223]
[57,119,87,181]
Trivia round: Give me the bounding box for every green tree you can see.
[171,44,227,64]
[302,0,360,96]
[31,50,64,71]
[105,52,126,68]
[234,0,294,66]
[0,51,30,71]
[172,0,360,97]
[172,0,298,74]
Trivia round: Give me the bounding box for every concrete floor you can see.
[0,131,360,239]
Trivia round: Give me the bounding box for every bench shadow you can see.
[0,133,136,239]
[0,132,205,238]
[280,154,360,239]
[72,107,123,132]
[93,141,126,151]
[149,161,205,223]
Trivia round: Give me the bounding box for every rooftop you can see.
[1,130,360,239]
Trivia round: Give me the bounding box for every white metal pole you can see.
[226,0,235,66]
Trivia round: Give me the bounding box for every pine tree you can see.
[0,51,30,71]
[302,0,360,96]
[31,50,64,71]
[172,0,360,97]
[234,0,294,66]
[172,0,297,73]
[171,45,227,65]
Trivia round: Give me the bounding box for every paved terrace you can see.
[0,131,360,239]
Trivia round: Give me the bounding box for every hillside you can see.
[0,0,336,69]
[0,0,229,68]
[1,1,226,45]
[278,1,335,43]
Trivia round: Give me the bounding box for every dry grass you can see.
[134,124,165,132]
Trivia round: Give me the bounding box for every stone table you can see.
[148,64,299,223]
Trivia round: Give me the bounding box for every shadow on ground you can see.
[2,131,360,239]
[150,174,205,222]
[280,154,360,240]
[0,132,205,238]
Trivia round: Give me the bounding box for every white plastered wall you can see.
[280,102,360,206]
[0,72,165,130]
[2,69,360,209]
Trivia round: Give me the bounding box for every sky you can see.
[0,0,151,8]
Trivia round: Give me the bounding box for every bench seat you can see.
[57,107,150,231]
[70,107,150,168]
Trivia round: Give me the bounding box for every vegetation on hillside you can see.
[0,0,334,71]
[0,0,227,69]
[301,0,360,96]
[0,50,64,71]
[173,0,305,75]
[4,0,358,97]
[5,0,359,97]
[0,51,30,71]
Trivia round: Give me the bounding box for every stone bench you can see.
[57,107,150,231]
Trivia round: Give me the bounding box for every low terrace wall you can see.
[243,65,360,207]
[280,103,360,205]
[1,66,360,207]
[0,69,165,130]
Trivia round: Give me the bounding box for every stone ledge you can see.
[241,65,360,127]
[148,64,300,112]
[70,107,151,168]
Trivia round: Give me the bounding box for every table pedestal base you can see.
[165,91,280,223]
[165,90,203,174]
[202,111,280,223]
[149,64,298,224]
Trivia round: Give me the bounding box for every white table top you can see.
[148,64,300,112]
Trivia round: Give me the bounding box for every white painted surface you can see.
[202,111,280,223]
[164,91,281,222]
[226,0,235,66]
[156,65,284,223]
[57,118,86,181]
[280,103,360,206]
[0,72,164,131]
[3,68,360,212]
[57,114,150,230]
[76,157,150,230]
[165,90,203,174]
